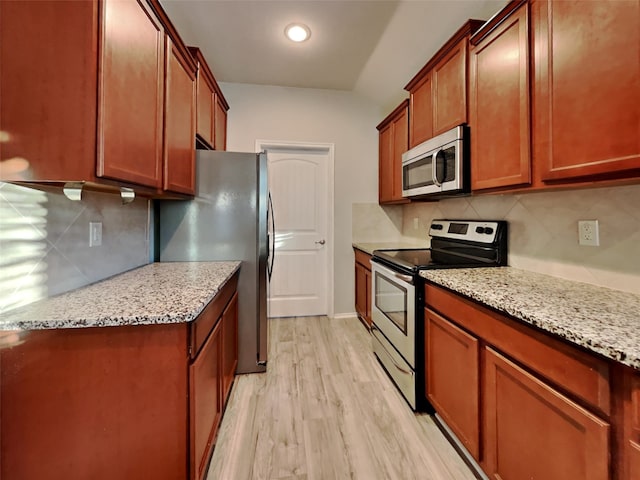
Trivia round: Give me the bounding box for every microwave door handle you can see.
[432,152,441,187]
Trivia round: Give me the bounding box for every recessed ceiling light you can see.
[285,23,311,43]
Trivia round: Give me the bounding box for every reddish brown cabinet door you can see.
[378,122,394,203]
[190,320,222,480]
[214,94,228,151]
[483,347,609,480]
[377,100,409,205]
[364,267,371,325]
[631,442,640,480]
[470,3,531,191]
[355,262,369,327]
[0,0,98,182]
[425,309,480,460]
[222,293,238,405]
[164,37,196,194]
[97,0,164,188]
[432,38,468,137]
[391,106,409,200]
[354,249,372,329]
[532,0,640,183]
[196,73,214,147]
[628,373,640,480]
[409,73,433,148]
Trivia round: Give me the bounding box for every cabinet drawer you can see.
[354,248,372,269]
[190,272,238,359]
[425,283,610,415]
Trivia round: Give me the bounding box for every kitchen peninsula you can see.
[0,262,240,480]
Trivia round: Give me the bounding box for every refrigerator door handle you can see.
[267,191,275,281]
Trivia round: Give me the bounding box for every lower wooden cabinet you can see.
[625,371,640,480]
[0,273,239,480]
[354,248,372,328]
[222,292,239,405]
[190,319,222,480]
[630,441,640,480]
[424,282,622,479]
[425,309,480,459]
[483,347,609,480]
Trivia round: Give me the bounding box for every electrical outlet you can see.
[413,217,419,230]
[578,220,599,247]
[89,222,102,247]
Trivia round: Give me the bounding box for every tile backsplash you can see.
[0,182,150,313]
[353,184,640,294]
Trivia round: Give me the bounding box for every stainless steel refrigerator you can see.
[158,151,272,374]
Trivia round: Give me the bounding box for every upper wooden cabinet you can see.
[163,38,196,194]
[532,0,640,183]
[214,93,229,151]
[189,47,229,151]
[154,1,198,196]
[405,20,484,148]
[469,1,531,191]
[377,100,409,204]
[0,0,201,197]
[98,0,165,189]
[0,0,99,182]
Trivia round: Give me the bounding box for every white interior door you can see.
[266,147,329,317]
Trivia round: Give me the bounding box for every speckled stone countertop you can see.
[0,262,241,330]
[420,267,640,370]
[353,241,428,256]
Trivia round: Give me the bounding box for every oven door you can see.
[371,261,415,367]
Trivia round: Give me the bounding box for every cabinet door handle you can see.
[315,239,326,245]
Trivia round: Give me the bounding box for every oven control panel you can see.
[429,220,504,244]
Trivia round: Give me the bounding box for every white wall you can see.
[219,82,381,315]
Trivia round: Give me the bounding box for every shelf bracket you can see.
[120,187,135,205]
[63,182,84,201]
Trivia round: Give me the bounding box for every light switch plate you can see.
[578,220,599,246]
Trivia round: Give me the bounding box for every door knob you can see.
[315,239,326,245]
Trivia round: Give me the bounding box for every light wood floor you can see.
[207,316,476,480]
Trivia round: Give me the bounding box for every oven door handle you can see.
[372,325,414,376]
[394,272,414,283]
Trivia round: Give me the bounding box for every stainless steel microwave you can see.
[401,124,469,199]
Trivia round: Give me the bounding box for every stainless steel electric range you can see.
[370,219,508,410]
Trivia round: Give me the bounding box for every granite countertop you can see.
[420,267,640,370]
[353,241,428,256]
[0,261,241,330]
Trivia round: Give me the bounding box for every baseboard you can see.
[331,312,358,320]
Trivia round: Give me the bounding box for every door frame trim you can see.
[255,139,335,318]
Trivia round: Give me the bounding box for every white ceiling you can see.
[160,0,508,111]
